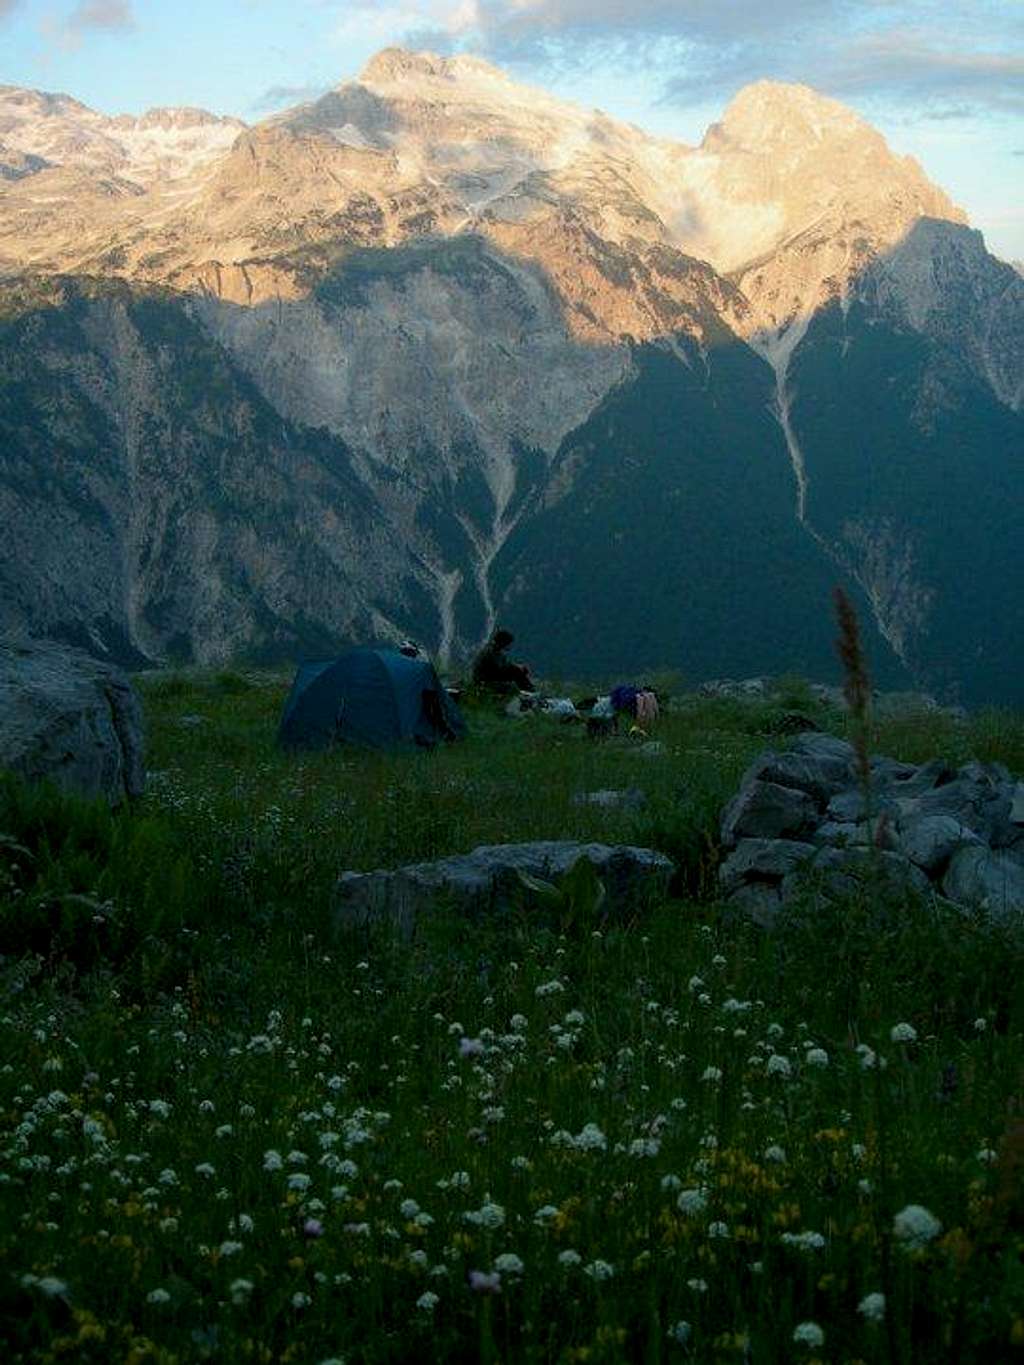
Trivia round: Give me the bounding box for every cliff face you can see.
[1,53,1021,703]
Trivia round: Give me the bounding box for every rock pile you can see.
[0,639,145,805]
[719,733,1024,926]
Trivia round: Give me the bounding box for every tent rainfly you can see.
[277,648,465,750]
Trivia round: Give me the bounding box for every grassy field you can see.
[2,671,1023,1364]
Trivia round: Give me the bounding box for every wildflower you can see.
[558,1249,582,1267]
[459,1037,485,1059]
[146,1287,171,1305]
[890,1022,918,1044]
[764,1144,787,1164]
[973,1017,987,1033]
[263,1150,284,1172]
[858,1292,886,1323]
[416,1291,440,1311]
[893,1204,941,1250]
[215,1124,234,1139]
[574,1123,607,1152]
[686,1278,708,1293]
[219,1241,244,1257]
[857,1044,879,1069]
[583,1259,615,1281]
[766,1055,792,1078]
[805,1048,829,1068]
[159,1217,178,1233]
[469,1270,502,1294]
[793,1322,825,1348]
[661,1174,682,1192]
[399,1199,421,1220]
[977,1147,998,1166]
[510,1154,532,1170]
[22,1275,68,1298]
[534,980,564,997]
[676,1188,708,1216]
[230,1278,254,1304]
[288,1173,312,1192]
[707,1221,730,1240]
[194,1162,216,1178]
[534,1204,559,1224]
[493,1253,524,1275]
[292,1292,311,1309]
[781,1231,826,1251]
[198,1099,215,1114]
[464,1201,505,1229]
[668,1321,691,1344]
[304,1218,324,1238]
[701,1066,723,1083]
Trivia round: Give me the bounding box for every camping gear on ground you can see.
[539,698,577,716]
[610,685,659,726]
[278,648,466,750]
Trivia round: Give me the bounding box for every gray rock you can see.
[335,841,675,936]
[826,790,900,823]
[813,820,860,845]
[573,788,646,811]
[915,773,1012,842]
[718,838,816,892]
[721,780,819,847]
[745,742,856,805]
[887,758,956,799]
[942,847,1024,923]
[782,847,931,905]
[0,639,145,804]
[898,815,980,874]
[725,881,783,930]
[870,756,919,787]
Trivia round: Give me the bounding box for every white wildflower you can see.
[893,1204,941,1250]
[583,1259,615,1281]
[858,1291,886,1323]
[793,1322,825,1348]
[890,1022,918,1044]
[676,1188,708,1216]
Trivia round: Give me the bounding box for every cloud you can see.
[407,0,1024,118]
[44,0,136,52]
[66,0,136,31]
[0,0,21,18]
[250,83,333,113]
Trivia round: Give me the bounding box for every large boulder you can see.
[0,639,145,804]
[942,847,1024,923]
[335,841,675,936]
[742,732,858,804]
[781,847,931,905]
[720,781,819,846]
[898,815,980,875]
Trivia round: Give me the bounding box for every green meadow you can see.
[2,671,1023,1364]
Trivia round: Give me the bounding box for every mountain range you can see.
[1,50,1021,703]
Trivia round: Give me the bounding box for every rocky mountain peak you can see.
[710,80,870,152]
[359,46,510,90]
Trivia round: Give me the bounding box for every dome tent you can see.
[278,648,465,751]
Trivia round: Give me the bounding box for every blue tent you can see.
[277,648,465,751]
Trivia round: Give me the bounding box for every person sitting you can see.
[471,628,534,693]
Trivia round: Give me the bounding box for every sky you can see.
[1,0,1022,261]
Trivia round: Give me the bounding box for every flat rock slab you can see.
[336,841,675,936]
[0,638,145,804]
